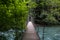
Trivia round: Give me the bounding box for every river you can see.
[35,26,60,40]
[0,29,25,40]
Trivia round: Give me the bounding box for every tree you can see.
[0,0,36,31]
[34,0,60,25]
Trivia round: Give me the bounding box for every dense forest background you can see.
[0,0,60,31]
[34,0,60,25]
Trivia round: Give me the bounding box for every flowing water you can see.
[35,26,60,40]
[0,29,25,40]
[0,29,15,40]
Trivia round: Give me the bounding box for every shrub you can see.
[0,0,35,31]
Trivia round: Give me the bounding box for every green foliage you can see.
[0,0,36,31]
[34,0,60,25]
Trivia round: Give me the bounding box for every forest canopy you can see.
[34,0,60,25]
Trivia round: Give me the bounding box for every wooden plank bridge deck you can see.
[22,22,39,40]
